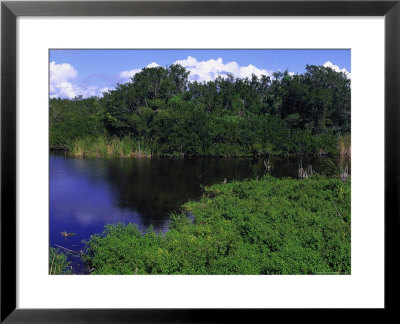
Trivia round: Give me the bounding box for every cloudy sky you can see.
[49,49,351,99]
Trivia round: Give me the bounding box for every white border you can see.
[17,17,384,308]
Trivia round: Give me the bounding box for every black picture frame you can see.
[1,0,399,322]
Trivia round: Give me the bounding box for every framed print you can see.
[1,0,399,322]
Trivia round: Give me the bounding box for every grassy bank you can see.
[66,134,350,158]
[68,136,152,158]
[83,176,350,275]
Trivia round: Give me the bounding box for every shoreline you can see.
[50,148,350,159]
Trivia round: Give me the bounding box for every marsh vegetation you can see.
[49,63,351,275]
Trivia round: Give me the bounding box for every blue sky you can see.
[50,49,351,99]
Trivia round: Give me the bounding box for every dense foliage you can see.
[50,97,105,149]
[83,176,350,275]
[50,64,350,156]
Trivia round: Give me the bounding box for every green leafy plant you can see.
[49,247,71,275]
[83,176,350,275]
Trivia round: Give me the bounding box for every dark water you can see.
[49,152,350,273]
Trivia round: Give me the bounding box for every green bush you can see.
[83,176,351,275]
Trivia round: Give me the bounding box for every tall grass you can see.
[68,136,152,158]
[67,134,351,158]
[49,247,71,275]
[337,135,351,156]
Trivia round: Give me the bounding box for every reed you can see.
[49,247,71,275]
[337,135,351,156]
[68,136,152,158]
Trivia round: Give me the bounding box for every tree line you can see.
[50,63,350,157]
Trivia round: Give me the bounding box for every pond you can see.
[49,152,350,273]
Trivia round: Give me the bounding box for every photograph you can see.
[49,49,351,275]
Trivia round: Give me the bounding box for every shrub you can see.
[83,176,351,275]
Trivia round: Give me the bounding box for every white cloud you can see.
[50,61,77,84]
[119,68,141,81]
[99,87,111,95]
[119,62,161,83]
[174,56,271,82]
[50,61,110,99]
[50,62,78,98]
[239,64,270,79]
[52,81,76,99]
[323,61,351,79]
[147,62,160,68]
